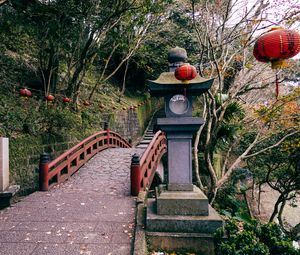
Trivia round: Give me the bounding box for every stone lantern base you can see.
[156,185,209,216]
[145,185,223,255]
[0,185,20,209]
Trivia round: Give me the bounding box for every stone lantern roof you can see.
[148,47,214,97]
[148,72,213,97]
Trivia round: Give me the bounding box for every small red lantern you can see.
[46,94,55,101]
[253,28,300,97]
[20,88,32,98]
[174,64,197,84]
[174,64,197,99]
[63,97,71,103]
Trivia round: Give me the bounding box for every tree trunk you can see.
[269,193,284,222]
[193,128,204,190]
[278,197,286,228]
[258,182,263,214]
[209,186,218,205]
[66,31,95,97]
[0,0,8,7]
[120,59,129,95]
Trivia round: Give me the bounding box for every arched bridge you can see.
[0,122,166,255]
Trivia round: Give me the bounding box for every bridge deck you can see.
[0,148,143,255]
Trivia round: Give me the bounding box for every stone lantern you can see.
[146,47,223,253]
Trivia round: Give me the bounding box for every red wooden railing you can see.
[39,130,131,191]
[130,131,167,196]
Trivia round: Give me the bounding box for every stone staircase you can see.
[135,109,165,149]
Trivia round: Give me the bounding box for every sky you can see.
[230,0,300,58]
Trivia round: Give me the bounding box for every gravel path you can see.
[0,148,143,255]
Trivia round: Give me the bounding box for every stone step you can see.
[146,231,215,255]
[156,186,209,216]
[145,134,154,137]
[146,199,223,234]
[142,137,153,140]
[136,145,149,149]
[139,140,151,145]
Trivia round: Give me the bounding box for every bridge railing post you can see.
[104,122,110,146]
[131,153,141,196]
[39,153,50,191]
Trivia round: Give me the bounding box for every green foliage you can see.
[260,223,300,255]
[215,220,299,255]
[214,169,252,222]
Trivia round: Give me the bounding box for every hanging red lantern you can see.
[174,64,197,84]
[20,88,32,98]
[174,64,197,99]
[63,97,71,103]
[253,28,300,69]
[46,94,55,101]
[253,28,300,98]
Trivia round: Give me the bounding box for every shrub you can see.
[214,219,300,255]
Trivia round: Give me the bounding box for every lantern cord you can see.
[275,73,279,99]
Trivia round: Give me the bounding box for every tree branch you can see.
[244,130,300,159]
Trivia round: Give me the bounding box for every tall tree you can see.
[188,0,300,202]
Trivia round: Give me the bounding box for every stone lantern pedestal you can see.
[0,138,19,209]
[145,47,223,254]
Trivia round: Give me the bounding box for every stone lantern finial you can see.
[168,47,187,71]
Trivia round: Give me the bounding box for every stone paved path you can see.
[0,148,143,255]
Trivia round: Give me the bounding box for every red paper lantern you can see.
[46,94,55,101]
[20,88,32,97]
[63,97,71,103]
[253,28,300,97]
[253,28,300,69]
[174,64,197,84]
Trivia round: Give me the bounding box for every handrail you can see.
[131,131,167,196]
[39,130,131,191]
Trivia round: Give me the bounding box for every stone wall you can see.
[10,136,79,195]
[104,99,160,143]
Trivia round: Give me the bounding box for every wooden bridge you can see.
[0,118,166,254]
